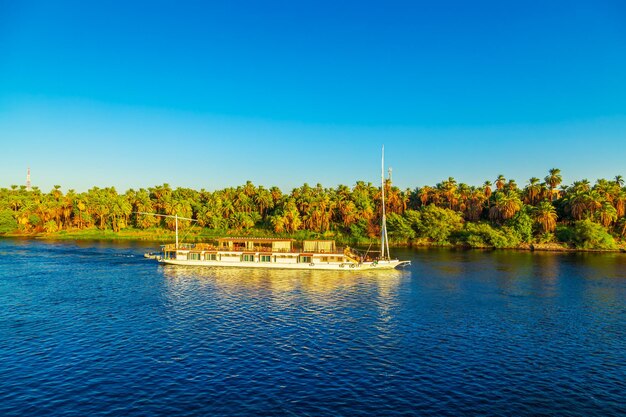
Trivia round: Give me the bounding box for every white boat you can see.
[157,237,408,271]
[146,147,410,271]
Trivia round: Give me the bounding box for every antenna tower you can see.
[26,167,32,191]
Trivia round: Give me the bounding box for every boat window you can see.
[299,256,312,263]
[187,252,201,260]
[242,254,255,262]
[205,253,217,261]
[260,255,271,262]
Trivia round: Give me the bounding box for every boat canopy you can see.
[217,237,294,252]
[303,240,336,253]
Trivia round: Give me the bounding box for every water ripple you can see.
[0,240,624,416]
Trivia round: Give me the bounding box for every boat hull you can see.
[159,258,410,271]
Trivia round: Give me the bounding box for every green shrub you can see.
[454,222,520,248]
[387,213,415,240]
[0,210,18,233]
[349,218,370,242]
[506,207,533,243]
[414,205,463,244]
[557,220,617,249]
[537,232,555,243]
[29,214,42,228]
[403,209,421,230]
[44,220,58,233]
[555,225,575,244]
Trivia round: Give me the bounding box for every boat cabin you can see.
[217,237,294,253]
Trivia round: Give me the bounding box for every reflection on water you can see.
[160,265,408,340]
[161,265,406,295]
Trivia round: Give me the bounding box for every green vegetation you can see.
[556,220,618,250]
[0,209,18,234]
[1,172,625,251]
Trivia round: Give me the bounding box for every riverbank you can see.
[409,241,626,253]
[3,227,625,253]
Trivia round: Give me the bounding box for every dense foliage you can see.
[1,170,625,249]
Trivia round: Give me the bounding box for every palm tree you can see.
[88,187,111,229]
[283,200,302,233]
[163,193,193,230]
[585,190,603,217]
[255,186,274,218]
[618,217,626,238]
[564,191,588,220]
[524,177,542,205]
[418,186,432,206]
[242,180,256,197]
[596,201,617,228]
[61,190,75,228]
[8,192,22,212]
[233,190,253,213]
[75,199,87,229]
[132,189,157,228]
[594,179,614,203]
[385,184,404,214]
[489,191,522,222]
[269,186,283,205]
[570,179,590,194]
[534,201,558,233]
[615,175,624,187]
[111,194,132,232]
[221,199,235,220]
[47,186,63,229]
[341,200,358,228]
[483,181,492,199]
[150,183,172,213]
[441,177,458,209]
[466,188,486,221]
[270,213,286,233]
[457,183,471,213]
[495,175,506,191]
[230,212,255,230]
[545,168,562,201]
[614,189,626,218]
[505,179,518,192]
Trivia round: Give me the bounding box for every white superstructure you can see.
[158,237,409,271]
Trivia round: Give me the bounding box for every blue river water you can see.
[0,238,624,416]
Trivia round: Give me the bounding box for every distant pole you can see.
[26,167,31,191]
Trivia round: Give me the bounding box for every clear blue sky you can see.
[1,0,625,192]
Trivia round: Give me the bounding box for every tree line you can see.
[1,169,625,249]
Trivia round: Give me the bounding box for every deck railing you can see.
[163,242,352,255]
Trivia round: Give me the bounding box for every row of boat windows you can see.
[174,252,343,263]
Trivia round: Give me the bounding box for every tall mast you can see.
[385,168,391,259]
[175,214,179,249]
[381,146,387,259]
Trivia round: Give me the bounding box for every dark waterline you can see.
[0,239,624,416]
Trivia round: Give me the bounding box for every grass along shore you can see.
[4,226,625,253]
